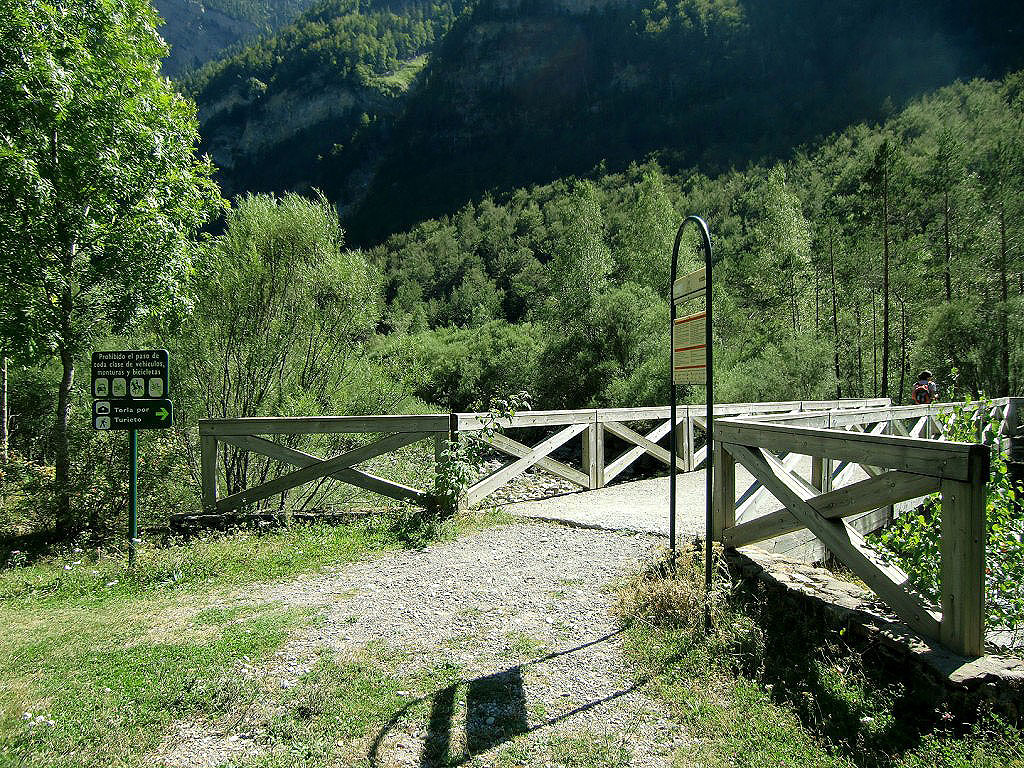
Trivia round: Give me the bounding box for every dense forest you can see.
[371,72,1024,411]
[183,0,1024,243]
[183,0,465,201]
[1,0,1022,542]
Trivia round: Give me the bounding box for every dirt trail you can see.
[155,522,686,767]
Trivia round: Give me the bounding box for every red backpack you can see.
[912,381,933,404]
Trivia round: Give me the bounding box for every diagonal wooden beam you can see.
[218,434,428,504]
[472,430,589,488]
[466,423,588,507]
[735,452,802,522]
[723,471,940,548]
[215,431,430,512]
[693,444,708,469]
[724,442,942,640]
[602,419,676,482]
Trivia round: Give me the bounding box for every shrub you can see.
[870,395,1023,629]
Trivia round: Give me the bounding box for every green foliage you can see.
[157,0,318,76]
[0,0,222,532]
[172,192,385,503]
[618,551,1024,768]
[0,0,222,352]
[369,70,1024,409]
[377,321,541,411]
[182,0,464,196]
[431,391,530,515]
[871,396,1024,629]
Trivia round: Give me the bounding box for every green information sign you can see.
[92,349,168,399]
[93,399,173,431]
[91,348,174,568]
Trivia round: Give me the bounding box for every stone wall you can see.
[726,546,1024,722]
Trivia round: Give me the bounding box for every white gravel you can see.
[154,522,687,767]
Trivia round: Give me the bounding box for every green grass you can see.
[616,550,1024,768]
[0,520,394,601]
[0,592,311,767]
[0,511,512,767]
[546,728,632,767]
[368,54,428,91]
[0,507,513,602]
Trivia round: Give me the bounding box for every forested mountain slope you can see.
[156,0,315,75]
[368,72,1023,409]
[188,0,1024,245]
[184,0,467,202]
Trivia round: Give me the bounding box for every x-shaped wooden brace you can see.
[602,417,681,483]
[466,423,588,506]
[215,431,430,512]
[722,442,942,639]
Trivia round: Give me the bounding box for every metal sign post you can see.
[669,216,713,626]
[91,349,173,567]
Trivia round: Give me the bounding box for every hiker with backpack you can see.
[911,370,939,404]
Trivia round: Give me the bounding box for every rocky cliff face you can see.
[198,68,418,203]
[188,0,1024,244]
[156,0,314,76]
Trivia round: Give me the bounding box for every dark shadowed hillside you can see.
[188,0,1024,244]
[156,0,316,75]
[184,0,466,201]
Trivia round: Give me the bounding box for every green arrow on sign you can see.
[156,407,169,421]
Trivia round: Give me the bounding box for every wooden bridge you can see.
[199,396,1021,657]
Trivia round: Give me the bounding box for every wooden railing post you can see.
[712,440,735,542]
[683,409,695,472]
[811,455,824,491]
[200,435,218,513]
[584,415,605,489]
[939,444,989,656]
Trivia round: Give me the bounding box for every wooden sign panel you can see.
[673,311,707,385]
[672,267,706,303]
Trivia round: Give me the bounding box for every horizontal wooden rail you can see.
[716,419,988,482]
[712,408,997,657]
[200,414,451,436]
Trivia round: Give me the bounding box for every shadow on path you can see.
[365,629,649,767]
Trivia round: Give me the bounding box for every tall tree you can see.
[0,0,221,534]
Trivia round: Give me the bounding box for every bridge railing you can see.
[452,399,890,507]
[198,414,453,515]
[197,398,889,515]
[712,397,1019,657]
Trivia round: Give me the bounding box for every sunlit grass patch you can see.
[616,547,1024,768]
[0,593,310,768]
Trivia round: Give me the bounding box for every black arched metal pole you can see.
[669,216,713,611]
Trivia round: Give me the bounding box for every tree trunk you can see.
[814,265,820,333]
[829,226,842,399]
[899,297,907,404]
[881,150,891,399]
[943,188,952,302]
[54,342,75,537]
[854,300,865,397]
[1000,203,1010,396]
[1,352,7,463]
[872,293,878,396]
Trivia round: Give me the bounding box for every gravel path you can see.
[155,523,684,768]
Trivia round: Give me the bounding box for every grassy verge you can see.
[616,548,1024,768]
[0,509,511,767]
